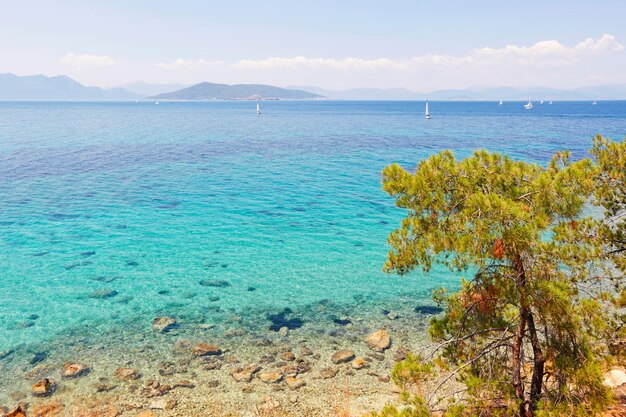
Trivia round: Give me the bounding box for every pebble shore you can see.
[0,301,435,416]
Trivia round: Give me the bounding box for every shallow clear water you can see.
[0,100,625,363]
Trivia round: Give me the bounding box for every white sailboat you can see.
[425,100,431,119]
[540,100,544,104]
[592,101,597,105]
[524,99,533,110]
[256,102,261,114]
[498,100,503,105]
[549,101,553,105]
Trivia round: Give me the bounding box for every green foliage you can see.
[369,395,432,417]
[377,137,626,417]
[391,352,434,388]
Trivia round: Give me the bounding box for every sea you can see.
[0,100,625,405]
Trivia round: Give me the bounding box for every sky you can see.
[1,0,626,91]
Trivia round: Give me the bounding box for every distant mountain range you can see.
[289,86,420,100]
[0,73,139,101]
[120,81,189,97]
[149,82,322,100]
[1,72,626,101]
[292,84,626,101]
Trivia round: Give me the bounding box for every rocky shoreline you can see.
[0,301,434,417]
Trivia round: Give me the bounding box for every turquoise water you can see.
[1,100,625,368]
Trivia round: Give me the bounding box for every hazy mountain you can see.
[120,81,188,97]
[289,86,419,100]
[0,73,139,100]
[150,82,323,100]
[294,84,626,101]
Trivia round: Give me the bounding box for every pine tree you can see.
[376,137,626,417]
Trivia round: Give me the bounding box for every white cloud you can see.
[155,58,224,69]
[231,34,623,71]
[60,53,115,68]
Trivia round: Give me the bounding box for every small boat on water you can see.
[549,101,553,105]
[256,102,261,114]
[499,100,503,105]
[592,101,597,105]
[524,99,533,110]
[540,100,544,105]
[155,101,159,105]
[425,100,431,119]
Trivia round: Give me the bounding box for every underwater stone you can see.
[149,398,177,410]
[61,363,90,378]
[114,367,141,380]
[88,288,118,299]
[319,367,338,379]
[259,371,283,383]
[199,279,231,288]
[366,329,391,352]
[152,317,177,333]
[299,346,313,356]
[331,350,355,364]
[232,364,261,382]
[352,357,369,369]
[0,349,14,359]
[30,351,48,365]
[32,377,56,397]
[192,342,222,357]
[387,311,399,320]
[414,305,444,315]
[286,376,306,390]
[5,403,27,417]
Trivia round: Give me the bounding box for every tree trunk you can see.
[513,307,527,417]
[527,311,546,412]
[513,254,529,417]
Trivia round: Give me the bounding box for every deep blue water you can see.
[0,100,624,354]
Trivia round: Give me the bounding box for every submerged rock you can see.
[299,346,313,356]
[286,376,306,390]
[114,367,141,380]
[88,289,118,299]
[149,398,177,410]
[61,363,90,378]
[0,349,13,359]
[8,321,35,330]
[143,380,172,397]
[281,351,296,362]
[32,377,56,397]
[414,305,444,315]
[192,342,222,357]
[259,371,283,383]
[386,311,399,320]
[319,368,338,379]
[152,317,177,333]
[232,364,261,382]
[5,404,27,417]
[331,350,355,364]
[366,329,391,352]
[352,357,369,369]
[199,279,231,288]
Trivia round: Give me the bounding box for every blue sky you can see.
[1,0,625,90]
